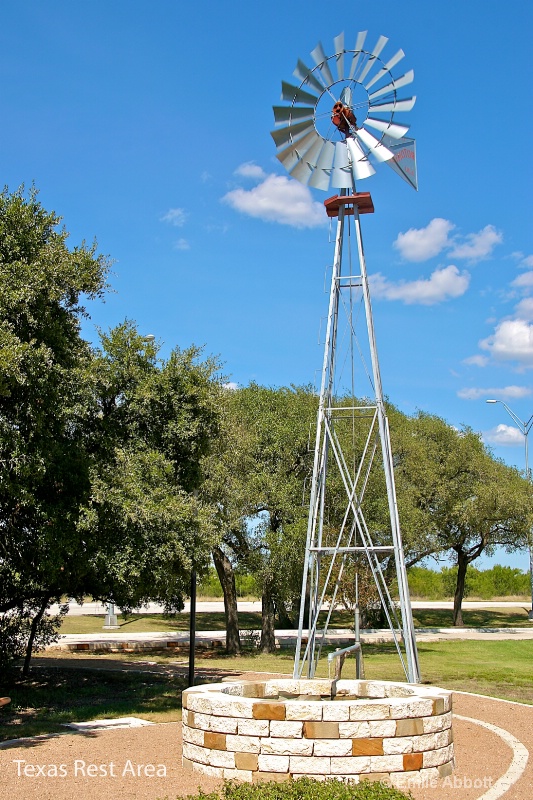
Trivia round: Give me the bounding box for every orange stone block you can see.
[352,738,384,756]
[432,698,446,715]
[253,702,286,721]
[403,753,423,771]
[235,752,259,771]
[204,732,227,750]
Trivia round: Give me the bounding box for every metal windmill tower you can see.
[272,31,421,683]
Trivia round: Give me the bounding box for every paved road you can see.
[50,599,532,615]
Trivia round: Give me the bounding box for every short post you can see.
[103,600,119,629]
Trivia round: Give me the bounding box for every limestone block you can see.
[422,711,452,734]
[192,762,223,778]
[260,738,313,756]
[211,696,254,718]
[410,733,437,752]
[388,699,434,719]
[264,680,299,697]
[185,694,214,715]
[297,679,333,696]
[204,732,227,751]
[270,720,304,738]
[422,744,454,768]
[313,739,352,757]
[363,682,388,698]
[303,721,339,738]
[383,736,413,755]
[432,697,446,715]
[208,749,235,769]
[395,718,423,737]
[289,756,331,775]
[234,752,259,771]
[359,772,390,783]
[369,754,404,772]
[182,708,189,726]
[352,738,384,756]
[369,720,396,737]
[338,721,371,739]
[226,734,261,754]
[189,711,210,730]
[329,757,371,775]
[209,715,239,734]
[438,761,454,778]
[182,757,192,772]
[335,680,363,696]
[182,689,203,710]
[257,755,290,773]
[223,768,253,782]
[349,702,390,720]
[285,702,323,721]
[402,753,423,771]
[238,719,270,737]
[323,702,350,721]
[182,742,209,765]
[253,702,285,721]
[253,771,290,783]
[182,726,205,746]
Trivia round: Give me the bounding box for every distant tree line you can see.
[1,187,531,672]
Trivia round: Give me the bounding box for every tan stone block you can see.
[208,749,235,769]
[360,773,391,783]
[182,757,193,772]
[438,761,454,778]
[329,757,371,775]
[369,755,404,772]
[257,755,290,772]
[432,698,445,715]
[253,702,286,721]
[260,738,313,756]
[352,738,383,756]
[383,736,413,755]
[322,702,350,721]
[270,720,303,738]
[240,682,266,698]
[182,725,205,746]
[313,740,352,757]
[289,756,331,775]
[349,702,390,720]
[223,768,253,782]
[395,718,423,737]
[226,734,260,753]
[303,721,339,738]
[253,771,290,783]
[403,752,423,771]
[285,702,323,721]
[204,732,227,750]
[182,689,202,710]
[339,721,371,739]
[238,719,270,737]
[235,752,259,771]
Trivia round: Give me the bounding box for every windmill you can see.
[272,32,421,683]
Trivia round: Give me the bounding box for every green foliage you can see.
[198,568,258,598]
[407,565,530,599]
[0,606,66,671]
[184,778,410,800]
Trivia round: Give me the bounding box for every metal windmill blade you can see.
[271,32,418,192]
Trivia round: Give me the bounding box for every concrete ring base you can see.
[182,678,454,786]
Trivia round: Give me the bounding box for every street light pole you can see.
[486,399,533,620]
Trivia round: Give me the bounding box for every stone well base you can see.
[182,678,454,786]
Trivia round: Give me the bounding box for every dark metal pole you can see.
[188,569,197,687]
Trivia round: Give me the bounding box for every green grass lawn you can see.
[58,605,533,635]
[2,637,531,743]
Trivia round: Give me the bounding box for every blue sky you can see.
[1,1,532,572]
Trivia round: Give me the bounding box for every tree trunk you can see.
[22,596,49,677]
[260,578,277,653]
[212,546,241,655]
[453,552,469,627]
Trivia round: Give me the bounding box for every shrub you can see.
[182,777,411,800]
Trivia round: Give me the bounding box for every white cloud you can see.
[174,238,190,251]
[448,224,503,262]
[394,218,454,262]
[370,265,469,305]
[222,173,325,229]
[480,318,533,367]
[512,271,533,289]
[523,255,533,268]
[235,162,266,180]
[223,382,239,391]
[484,424,525,447]
[161,208,187,227]
[463,354,489,367]
[457,385,532,401]
[515,297,533,320]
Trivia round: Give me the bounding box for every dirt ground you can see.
[0,670,531,800]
